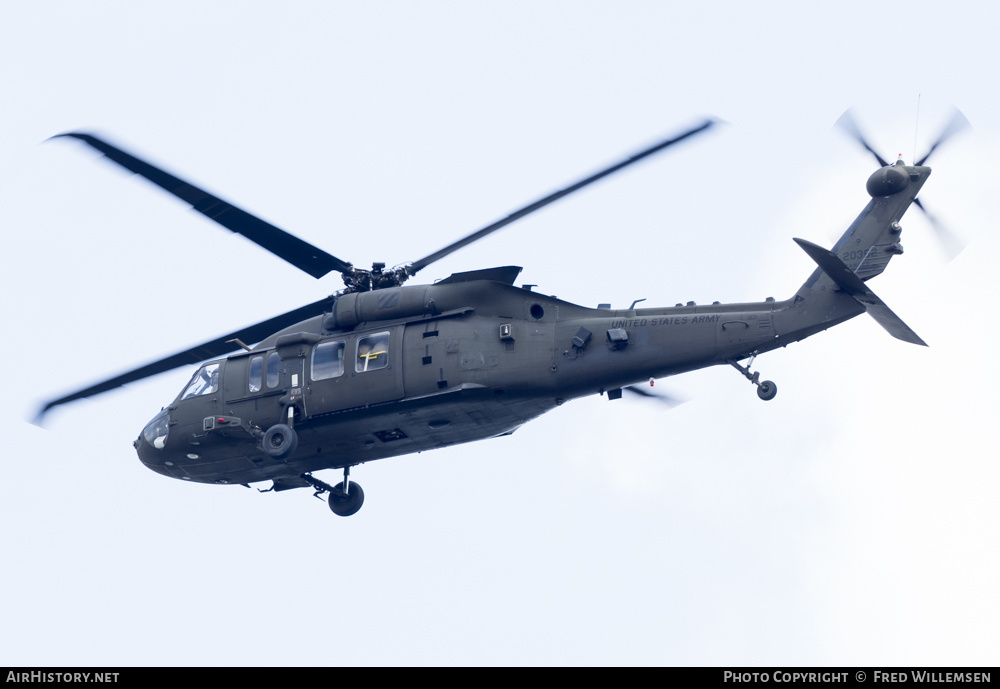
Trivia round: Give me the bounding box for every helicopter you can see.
[37,112,967,516]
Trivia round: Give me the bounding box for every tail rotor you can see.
[836,106,970,260]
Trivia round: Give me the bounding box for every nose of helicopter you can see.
[134,409,176,478]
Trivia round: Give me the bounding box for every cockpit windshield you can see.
[180,362,220,401]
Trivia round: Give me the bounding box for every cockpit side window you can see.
[248,356,263,393]
[181,363,220,400]
[266,352,280,388]
[356,332,390,373]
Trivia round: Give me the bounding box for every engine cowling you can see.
[323,285,431,331]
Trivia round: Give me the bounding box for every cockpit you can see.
[137,360,223,458]
[180,362,219,400]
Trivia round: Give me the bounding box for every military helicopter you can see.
[37,112,966,516]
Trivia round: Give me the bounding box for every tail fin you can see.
[794,238,926,346]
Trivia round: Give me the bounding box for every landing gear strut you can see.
[729,353,777,401]
[302,468,365,517]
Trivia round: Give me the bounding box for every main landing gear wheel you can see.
[300,469,366,517]
[262,423,298,460]
[328,481,365,517]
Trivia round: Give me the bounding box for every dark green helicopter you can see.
[38,112,967,516]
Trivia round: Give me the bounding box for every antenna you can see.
[913,94,922,163]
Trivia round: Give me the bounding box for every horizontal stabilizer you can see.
[794,238,927,346]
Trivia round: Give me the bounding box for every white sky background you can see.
[1,0,998,666]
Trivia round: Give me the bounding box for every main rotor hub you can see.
[339,264,411,294]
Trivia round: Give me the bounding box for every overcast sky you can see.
[2,0,998,666]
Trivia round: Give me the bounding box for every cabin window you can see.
[181,363,219,400]
[312,341,346,381]
[266,352,280,388]
[356,332,390,373]
[248,356,263,393]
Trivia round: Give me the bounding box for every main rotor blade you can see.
[915,108,971,166]
[35,296,333,421]
[405,119,717,276]
[623,384,686,408]
[52,132,352,279]
[835,109,889,168]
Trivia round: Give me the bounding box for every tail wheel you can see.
[262,423,298,460]
[757,381,777,401]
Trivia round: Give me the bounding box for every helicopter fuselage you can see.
[135,269,849,487]
[135,161,934,490]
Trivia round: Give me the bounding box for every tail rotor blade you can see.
[913,197,965,260]
[836,109,889,167]
[915,108,971,166]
